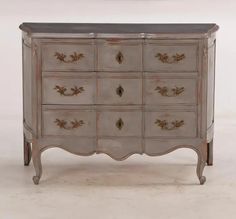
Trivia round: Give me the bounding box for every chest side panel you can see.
[22,37,33,130]
[207,37,216,129]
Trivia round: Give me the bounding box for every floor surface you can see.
[0,116,235,219]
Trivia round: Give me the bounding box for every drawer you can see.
[42,108,96,137]
[97,78,142,104]
[145,111,197,137]
[145,78,197,105]
[42,41,94,71]
[97,40,142,71]
[97,110,142,137]
[144,41,198,72]
[42,76,96,104]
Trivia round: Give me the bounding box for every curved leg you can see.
[24,135,32,166]
[196,148,206,185]
[207,139,213,166]
[32,143,42,185]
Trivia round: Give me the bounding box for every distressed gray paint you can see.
[42,108,96,137]
[42,76,96,105]
[42,42,95,71]
[143,40,198,72]
[22,43,32,128]
[97,39,142,71]
[97,111,142,137]
[97,78,142,105]
[20,23,219,185]
[144,78,197,105]
[145,111,197,137]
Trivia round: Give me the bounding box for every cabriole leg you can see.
[207,139,213,166]
[24,135,32,166]
[32,142,42,185]
[196,148,206,185]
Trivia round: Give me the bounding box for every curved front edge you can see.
[97,138,143,161]
[32,137,207,185]
[31,137,96,184]
[144,139,207,184]
[37,137,96,156]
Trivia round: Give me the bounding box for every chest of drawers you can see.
[20,23,219,185]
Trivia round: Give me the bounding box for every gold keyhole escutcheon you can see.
[116,51,124,64]
[116,85,124,97]
[116,118,124,130]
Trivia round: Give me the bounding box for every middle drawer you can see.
[144,77,197,105]
[42,74,142,105]
[42,74,196,105]
[97,78,142,105]
[42,75,96,105]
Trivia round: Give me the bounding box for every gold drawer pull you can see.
[116,118,124,130]
[155,119,184,130]
[155,53,185,64]
[116,85,124,97]
[54,85,84,96]
[54,52,84,63]
[155,86,184,97]
[116,51,124,64]
[54,119,84,130]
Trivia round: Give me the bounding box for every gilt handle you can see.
[54,52,84,63]
[54,119,84,130]
[54,85,84,96]
[155,119,184,130]
[155,53,185,64]
[155,86,184,97]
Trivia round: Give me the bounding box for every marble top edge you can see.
[19,23,219,35]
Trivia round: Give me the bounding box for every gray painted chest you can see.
[20,23,219,185]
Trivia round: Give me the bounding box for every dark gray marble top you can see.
[19,23,219,34]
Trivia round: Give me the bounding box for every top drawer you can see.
[97,39,142,71]
[42,41,95,71]
[144,40,198,72]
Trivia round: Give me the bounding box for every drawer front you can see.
[97,40,142,71]
[145,78,197,105]
[42,109,96,137]
[42,42,94,71]
[98,111,142,137]
[42,77,96,104]
[145,111,197,137]
[97,78,142,104]
[144,41,198,72]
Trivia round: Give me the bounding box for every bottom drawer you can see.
[42,108,96,137]
[145,111,197,137]
[97,110,142,137]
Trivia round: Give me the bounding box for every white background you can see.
[0,0,236,218]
